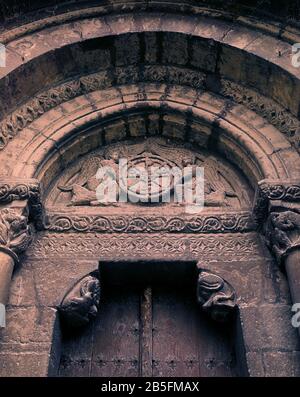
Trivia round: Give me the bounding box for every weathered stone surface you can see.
[0,0,299,378]
[0,306,61,376]
[245,352,264,377]
[9,259,99,307]
[263,352,300,377]
[0,352,53,377]
[240,304,300,352]
[199,261,263,306]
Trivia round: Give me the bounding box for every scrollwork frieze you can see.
[44,212,255,234]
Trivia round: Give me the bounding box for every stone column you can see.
[0,177,42,328]
[254,180,300,336]
[0,204,33,327]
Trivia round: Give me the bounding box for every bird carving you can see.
[58,156,103,192]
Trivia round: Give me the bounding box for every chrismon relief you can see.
[46,137,252,215]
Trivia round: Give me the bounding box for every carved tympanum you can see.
[0,208,33,262]
[51,138,247,209]
[58,273,101,328]
[197,270,237,322]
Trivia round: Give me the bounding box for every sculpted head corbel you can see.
[196,268,237,322]
[58,271,101,329]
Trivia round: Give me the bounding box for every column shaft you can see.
[0,252,14,327]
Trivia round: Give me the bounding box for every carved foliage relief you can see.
[0,208,33,262]
[0,180,43,229]
[265,209,300,265]
[253,180,300,266]
[45,212,255,233]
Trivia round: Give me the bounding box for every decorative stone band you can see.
[196,268,237,323]
[44,211,255,234]
[27,232,262,262]
[0,178,44,229]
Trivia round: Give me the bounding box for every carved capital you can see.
[0,206,33,263]
[0,178,44,229]
[196,269,237,322]
[253,179,300,266]
[265,208,300,267]
[58,272,101,328]
[253,179,300,225]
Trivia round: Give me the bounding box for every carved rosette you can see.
[196,269,237,322]
[0,207,33,263]
[58,273,101,328]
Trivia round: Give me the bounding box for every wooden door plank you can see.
[152,285,200,377]
[140,286,153,377]
[196,314,236,377]
[58,322,94,377]
[90,287,140,377]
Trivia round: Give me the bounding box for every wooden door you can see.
[59,282,237,377]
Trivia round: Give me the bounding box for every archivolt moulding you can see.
[6,85,294,191]
[0,13,300,155]
[1,1,299,45]
[0,66,299,151]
